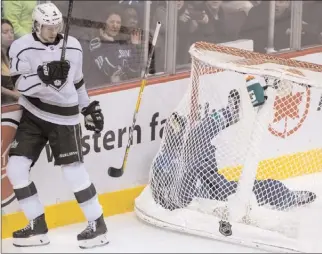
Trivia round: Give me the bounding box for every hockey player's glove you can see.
[246,75,268,107]
[81,101,104,133]
[169,112,187,134]
[37,60,70,86]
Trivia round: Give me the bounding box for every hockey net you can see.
[135,42,322,252]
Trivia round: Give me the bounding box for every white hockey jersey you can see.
[9,33,90,125]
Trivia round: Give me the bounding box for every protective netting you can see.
[135,42,322,252]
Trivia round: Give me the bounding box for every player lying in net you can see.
[151,76,316,211]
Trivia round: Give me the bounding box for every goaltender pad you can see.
[135,42,322,253]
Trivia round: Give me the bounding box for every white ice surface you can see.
[2,212,268,253]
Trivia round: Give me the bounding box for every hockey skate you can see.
[77,214,109,249]
[12,213,50,247]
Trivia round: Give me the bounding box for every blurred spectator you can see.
[219,1,253,41]
[153,1,211,69]
[118,0,140,3]
[121,5,156,75]
[202,1,227,43]
[82,6,142,87]
[3,0,37,38]
[120,7,141,44]
[249,1,261,8]
[302,1,322,46]
[185,1,211,43]
[240,0,293,53]
[202,0,249,43]
[1,19,19,105]
[152,1,191,69]
[118,0,145,28]
[240,0,321,53]
[221,1,254,15]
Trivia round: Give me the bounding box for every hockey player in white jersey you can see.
[6,3,108,249]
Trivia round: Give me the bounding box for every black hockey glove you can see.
[81,101,104,133]
[37,60,70,86]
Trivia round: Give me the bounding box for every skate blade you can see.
[13,234,50,247]
[79,234,109,249]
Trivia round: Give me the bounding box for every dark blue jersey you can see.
[82,36,141,87]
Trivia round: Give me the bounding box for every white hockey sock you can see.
[79,196,103,222]
[61,162,103,222]
[19,194,44,221]
[6,156,44,221]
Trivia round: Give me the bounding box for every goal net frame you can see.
[135,42,322,253]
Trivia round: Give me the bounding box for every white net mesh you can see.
[135,42,322,252]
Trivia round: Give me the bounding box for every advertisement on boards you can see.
[1,79,188,215]
[2,52,322,215]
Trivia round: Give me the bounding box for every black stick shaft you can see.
[60,0,74,61]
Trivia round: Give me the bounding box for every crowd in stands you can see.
[2,0,322,105]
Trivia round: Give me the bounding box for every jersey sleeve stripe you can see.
[14,48,46,71]
[16,47,46,58]
[16,59,20,71]
[13,73,39,86]
[74,79,84,90]
[59,47,82,53]
[24,74,38,78]
[17,83,42,93]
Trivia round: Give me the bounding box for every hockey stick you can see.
[60,0,74,61]
[108,21,162,178]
